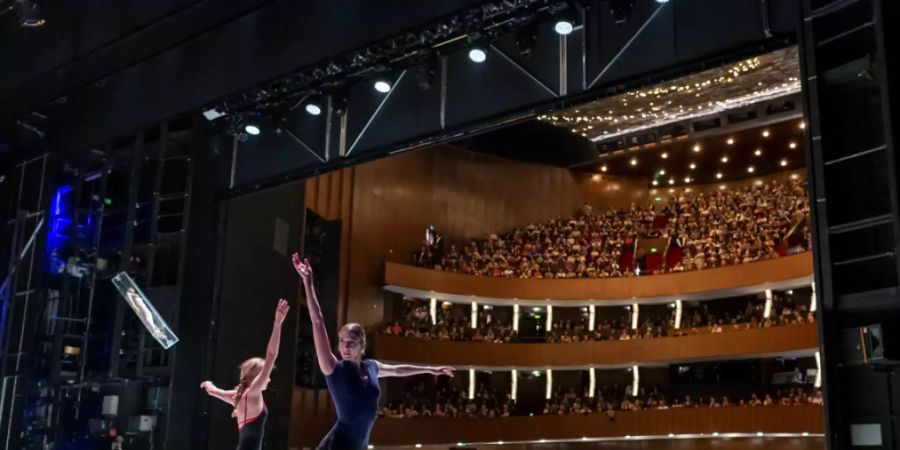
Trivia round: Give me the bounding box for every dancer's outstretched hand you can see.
[292,253,313,283]
[200,381,213,391]
[275,298,291,324]
[433,366,455,377]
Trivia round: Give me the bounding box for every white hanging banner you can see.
[111,272,179,349]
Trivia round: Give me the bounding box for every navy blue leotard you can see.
[317,359,381,450]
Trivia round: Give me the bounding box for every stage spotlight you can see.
[468,47,487,63]
[374,80,391,93]
[244,122,261,135]
[656,0,669,2]
[554,19,574,35]
[305,103,322,116]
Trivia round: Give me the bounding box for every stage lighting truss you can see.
[215,0,572,130]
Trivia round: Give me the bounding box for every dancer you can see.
[292,253,453,450]
[201,299,290,450]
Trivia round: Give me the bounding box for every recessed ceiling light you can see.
[781,159,788,167]
[789,142,798,149]
[661,152,668,159]
[721,156,729,163]
[747,166,755,173]
[689,163,696,170]
[754,149,762,156]
[799,121,806,129]
[726,137,735,145]
[684,177,691,183]
[652,180,658,186]
[762,130,770,138]
[716,172,723,179]
[601,165,608,172]
[693,144,701,152]
[630,158,638,166]
[659,169,666,175]
[668,178,675,185]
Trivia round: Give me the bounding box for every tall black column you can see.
[801,0,900,448]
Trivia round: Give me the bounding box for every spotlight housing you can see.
[244,123,261,136]
[374,80,392,93]
[468,47,487,63]
[305,103,322,116]
[554,19,574,35]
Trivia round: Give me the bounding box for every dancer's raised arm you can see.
[248,299,290,393]
[375,362,454,379]
[292,253,338,376]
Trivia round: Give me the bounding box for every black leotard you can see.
[237,399,268,450]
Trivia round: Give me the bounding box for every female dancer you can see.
[201,299,290,450]
[292,253,453,450]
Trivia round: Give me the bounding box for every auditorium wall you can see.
[304,144,649,329]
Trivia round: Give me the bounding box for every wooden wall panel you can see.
[368,406,824,446]
[385,252,813,302]
[374,323,818,367]
[288,405,824,448]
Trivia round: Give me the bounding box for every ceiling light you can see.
[659,169,666,175]
[726,137,735,145]
[630,158,638,166]
[713,432,719,437]
[716,172,723,179]
[669,433,675,438]
[802,432,809,437]
[747,166,755,173]
[757,432,764,437]
[305,103,322,115]
[791,173,800,179]
[554,20,574,35]
[468,47,487,63]
[601,165,608,172]
[720,184,726,190]
[668,178,675,185]
[721,156,729,163]
[415,445,422,449]
[754,149,762,156]
[789,142,798,149]
[684,177,691,183]
[762,130,770,138]
[652,180,658,186]
[669,188,675,193]
[693,144,701,152]
[374,80,392,93]
[244,123,261,135]
[689,163,696,170]
[661,152,668,159]
[781,159,788,167]
[799,121,806,129]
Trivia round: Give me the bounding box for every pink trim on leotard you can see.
[238,404,267,429]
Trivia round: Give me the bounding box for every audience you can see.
[379,379,514,419]
[380,379,822,420]
[413,178,809,279]
[382,292,815,343]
